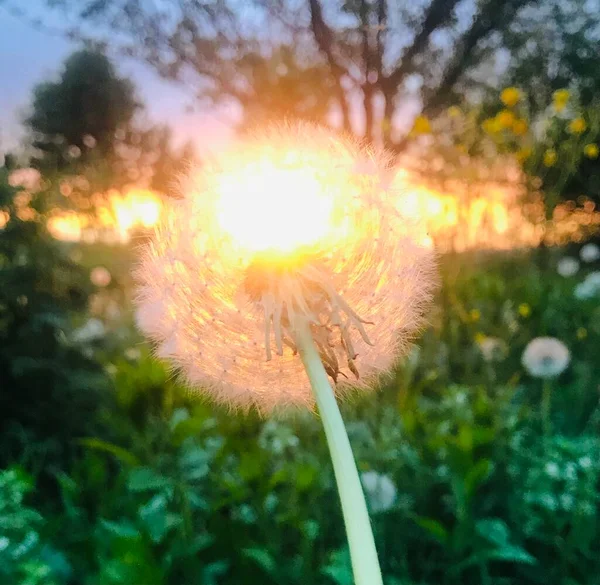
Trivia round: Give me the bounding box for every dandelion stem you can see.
[294,317,383,585]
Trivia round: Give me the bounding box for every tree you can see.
[26,49,139,172]
[21,0,548,150]
[24,48,194,201]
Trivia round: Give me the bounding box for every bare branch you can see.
[307,0,352,132]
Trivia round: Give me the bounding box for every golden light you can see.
[216,164,334,253]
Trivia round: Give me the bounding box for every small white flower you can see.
[521,337,570,379]
[557,257,579,277]
[574,271,600,300]
[580,243,600,263]
[477,336,508,362]
[90,266,112,287]
[72,318,106,343]
[124,347,141,361]
[360,471,396,513]
[578,456,592,470]
[545,462,560,478]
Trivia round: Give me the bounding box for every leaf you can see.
[321,548,353,585]
[464,459,493,497]
[476,518,510,546]
[99,519,140,540]
[242,548,277,576]
[178,445,210,481]
[138,494,181,544]
[169,407,190,430]
[127,467,171,493]
[78,438,140,467]
[483,545,537,565]
[414,517,449,544]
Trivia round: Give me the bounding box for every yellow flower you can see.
[482,118,501,134]
[584,143,599,159]
[470,309,481,322]
[412,115,431,134]
[543,149,557,167]
[474,332,486,344]
[518,303,531,318]
[568,117,587,135]
[516,147,532,163]
[501,87,521,107]
[577,327,587,340]
[553,89,570,112]
[512,118,528,136]
[448,106,462,118]
[496,109,515,129]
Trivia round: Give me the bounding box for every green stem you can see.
[294,317,383,585]
[542,379,552,437]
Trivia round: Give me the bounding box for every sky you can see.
[0,5,233,156]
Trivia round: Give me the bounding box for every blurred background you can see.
[1,1,600,584]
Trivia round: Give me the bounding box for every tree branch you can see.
[307,0,352,132]
[383,0,461,93]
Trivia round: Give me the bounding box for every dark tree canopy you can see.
[26,49,139,170]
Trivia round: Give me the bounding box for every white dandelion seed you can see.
[135,122,437,411]
[360,472,397,513]
[521,337,570,379]
[580,243,600,263]
[556,257,579,278]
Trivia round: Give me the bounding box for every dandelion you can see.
[136,121,437,585]
[584,143,599,159]
[580,243,600,263]
[90,266,112,287]
[496,110,515,129]
[512,118,528,136]
[469,308,481,322]
[482,117,501,134]
[553,89,570,112]
[518,303,531,318]
[360,472,397,513]
[521,337,570,379]
[516,147,532,163]
[477,336,508,362]
[501,87,521,107]
[568,117,587,135]
[412,115,431,134]
[543,149,557,167]
[556,257,579,277]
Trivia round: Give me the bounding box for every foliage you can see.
[0,167,111,475]
[3,233,600,584]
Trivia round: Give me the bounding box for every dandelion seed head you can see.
[580,243,600,263]
[360,471,397,513]
[135,122,437,410]
[557,257,579,278]
[521,337,570,379]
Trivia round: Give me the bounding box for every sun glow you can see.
[216,164,334,253]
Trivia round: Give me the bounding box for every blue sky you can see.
[0,6,232,155]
